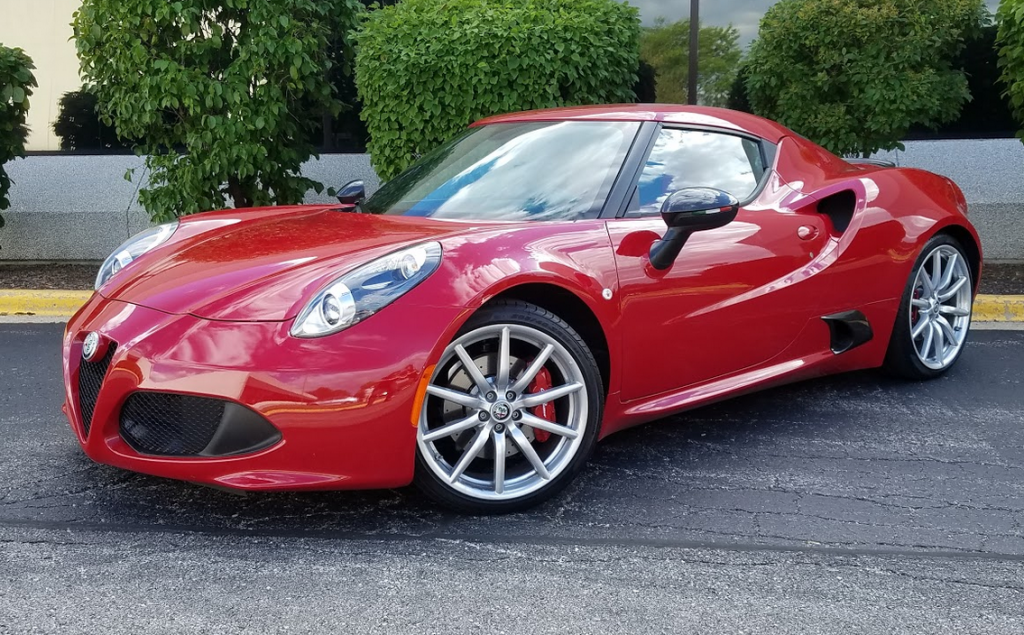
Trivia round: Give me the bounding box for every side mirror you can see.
[649,187,740,271]
[336,179,365,206]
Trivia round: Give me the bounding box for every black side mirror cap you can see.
[649,187,739,271]
[336,179,366,205]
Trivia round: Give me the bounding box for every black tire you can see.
[883,234,973,380]
[413,300,604,514]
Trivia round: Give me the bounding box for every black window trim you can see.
[598,121,659,219]
[609,122,778,219]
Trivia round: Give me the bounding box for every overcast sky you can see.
[632,0,1002,46]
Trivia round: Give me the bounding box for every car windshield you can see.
[363,120,641,221]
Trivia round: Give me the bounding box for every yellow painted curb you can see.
[973,295,1024,323]
[0,289,1023,322]
[0,289,94,317]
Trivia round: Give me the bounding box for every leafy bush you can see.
[745,0,986,156]
[998,0,1024,140]
[355,0,641,181]
[640,18,741,107]
[73,0,363,222]
[0,45,36,227]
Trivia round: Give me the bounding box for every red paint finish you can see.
[62,105,982,492]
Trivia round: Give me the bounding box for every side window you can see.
[632,128,765,216]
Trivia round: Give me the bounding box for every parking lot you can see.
[2,323,1023,634]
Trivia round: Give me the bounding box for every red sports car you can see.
[63,105,981,513]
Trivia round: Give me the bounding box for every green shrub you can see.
[355,0,641,181]
[0,45,36,227]
[745,0,986,156]
[73,0,363,222]
[998,0,1024,139]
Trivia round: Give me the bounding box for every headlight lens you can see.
[291,242,443,338]
[95,222,178,290]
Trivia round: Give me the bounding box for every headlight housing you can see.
[291,242,443,338]
[95,222,178,290]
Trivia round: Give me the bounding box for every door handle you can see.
[797,225,819,240]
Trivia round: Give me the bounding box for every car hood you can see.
[100,205,472,322]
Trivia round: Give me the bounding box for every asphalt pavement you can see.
[1,324,1023,634]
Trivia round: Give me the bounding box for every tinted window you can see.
[364,121,640,221]
[634,129,764,216]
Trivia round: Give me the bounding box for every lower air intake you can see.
[119,392,281,457]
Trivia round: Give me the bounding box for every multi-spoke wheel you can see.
[885,235,974,379]
[414,300,603,513]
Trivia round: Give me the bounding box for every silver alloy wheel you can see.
[416,324,589,501]
[909,244,973,370]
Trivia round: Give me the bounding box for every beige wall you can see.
[0,0,81,151]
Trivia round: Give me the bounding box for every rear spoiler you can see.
[846,157,896,168]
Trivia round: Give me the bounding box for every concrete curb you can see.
[2,289,1023,323]
[0,290,94,317]
[973,295,1024,323]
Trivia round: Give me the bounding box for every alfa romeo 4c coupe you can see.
[63,105,982,513]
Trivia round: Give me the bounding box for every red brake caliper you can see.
[528,366,555,442]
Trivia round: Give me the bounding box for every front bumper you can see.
[62,293,460,491]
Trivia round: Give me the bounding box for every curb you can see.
[973,295,1024,322]
[1,289,1024,322]
[0,290,94,318]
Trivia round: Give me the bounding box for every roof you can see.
[472,104,794,144]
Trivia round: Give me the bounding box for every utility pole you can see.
[687,0,699,105]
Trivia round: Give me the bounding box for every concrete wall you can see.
[0,139,1020,261]
[872,139,1023,262]
[0,154,380,260]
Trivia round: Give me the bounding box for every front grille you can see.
[120,392,227,456]
[77,344,117,437]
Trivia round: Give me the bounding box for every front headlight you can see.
[291,242,443,338]
[95,222,178,290]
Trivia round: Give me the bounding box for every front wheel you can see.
[884,235,974,379]
[414,300,603,514]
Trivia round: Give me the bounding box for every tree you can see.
[745,0,986,157]
[355,0,640,181]
[0,45,36,228]
[998,0,1024,141]
[640,18,741,107]
[73,0,363,222]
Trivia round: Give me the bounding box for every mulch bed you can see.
[1,261,1023,294]
[0,264,98,290]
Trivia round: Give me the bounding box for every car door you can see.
[607,126,830,402]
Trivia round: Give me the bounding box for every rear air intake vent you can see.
[817,190,857,234]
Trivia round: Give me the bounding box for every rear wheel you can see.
[884,235,973,379]
[414,300,603,514]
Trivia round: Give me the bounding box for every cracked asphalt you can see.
[1,324,1023,634]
